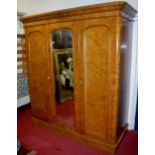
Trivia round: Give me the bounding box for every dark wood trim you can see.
[17,74,27,78]
[17,50,26,54]
[17,57,26,62]
[17,64,26,70]
[17,34,25,38]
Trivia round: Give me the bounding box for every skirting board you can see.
[31,116,128,154]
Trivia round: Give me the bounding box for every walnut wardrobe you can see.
[21,1,137,153]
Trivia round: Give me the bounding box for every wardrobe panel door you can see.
[84,26,110,138]
[26,26,50,121]
[80,18,113,139]
[47,22,79,127]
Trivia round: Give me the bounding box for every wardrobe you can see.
[21,1,137,153]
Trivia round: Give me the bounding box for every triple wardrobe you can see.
[21,1,137,153]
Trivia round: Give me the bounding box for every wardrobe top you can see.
[21,1,137,24]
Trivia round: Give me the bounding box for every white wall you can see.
[18,0,137,15]
[17,0,30,34]
[17,14,25,34]
[128,17,138,129]
[17,0,29,13]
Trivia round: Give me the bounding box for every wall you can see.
[19,0,137,15]
[17,0,138,129]
[17,13,25,34]
[17,0,30,14]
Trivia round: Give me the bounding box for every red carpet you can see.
[56,100,74,126]
[17,105,138,155]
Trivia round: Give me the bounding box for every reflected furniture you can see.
[21,1,137,153]
[52,29,74,103]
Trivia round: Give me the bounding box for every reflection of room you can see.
[51,29,74,126]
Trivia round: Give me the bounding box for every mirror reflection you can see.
[51,29,74,126]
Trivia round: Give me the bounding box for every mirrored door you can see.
[51,29,74,126]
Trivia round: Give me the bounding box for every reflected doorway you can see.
[51,29,74,126]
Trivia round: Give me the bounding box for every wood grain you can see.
[83,24,110,139]
[26,26,50,121]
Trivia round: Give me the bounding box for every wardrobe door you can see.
[47,22,79,126]
[79,17,119,140]
[26,26,52,121]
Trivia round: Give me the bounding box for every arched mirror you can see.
[51,29,74,126]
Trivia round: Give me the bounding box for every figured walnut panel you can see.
[83,26,110,138]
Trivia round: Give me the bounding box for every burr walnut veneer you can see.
[21,1,137,153]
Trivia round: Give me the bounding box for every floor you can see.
[17,105,138,155]
[56,100,74,126]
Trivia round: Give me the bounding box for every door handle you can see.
[47,76,51,80]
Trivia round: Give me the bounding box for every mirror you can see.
[51,29,74,126]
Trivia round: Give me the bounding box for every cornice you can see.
[21,1,137,24]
